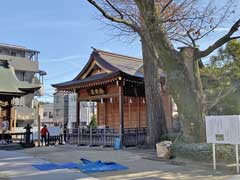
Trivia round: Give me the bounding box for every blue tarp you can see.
[78,158,128,173]
[32,162,79,171]
[32,158,128,173]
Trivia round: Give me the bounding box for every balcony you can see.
[32,77,44,96]
[0,54,39,72]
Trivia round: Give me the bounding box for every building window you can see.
[56,109,60,116]
[43,112,48,117]
[49,112,53,118]
[11,52,17,56]
[55,96,60,103]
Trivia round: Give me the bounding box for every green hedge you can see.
[171,143,237,162]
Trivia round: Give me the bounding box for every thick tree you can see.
[86,0,239,144]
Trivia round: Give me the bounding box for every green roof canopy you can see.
[0,60,40,98]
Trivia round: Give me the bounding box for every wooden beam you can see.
[78,93,118,101]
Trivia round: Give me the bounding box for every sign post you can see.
[206,115,240,173]
[212,143,216,171]
[236,144,239,173]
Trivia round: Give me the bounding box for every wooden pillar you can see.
[13,108,17,130]
[7,99,11,131]
[138,97,140,128]
[128,97,131,128]
[119,84,124,145]
[97,103,100,126]
[104,101,107,126]
[37,103,41,147]
[76,91,80,128]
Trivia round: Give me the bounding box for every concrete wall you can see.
[54,92,96,129]
[53,92,65,126]
[39,103,54,125]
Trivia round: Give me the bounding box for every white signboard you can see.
[206,115,240,144]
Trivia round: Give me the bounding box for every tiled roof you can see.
[53,72,118,88]
[0,60,40,97]
[96,49,143,77]
[52,49,145,90]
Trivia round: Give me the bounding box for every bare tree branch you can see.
[87,0,137,31]
[161,0,174,13]
[199,19,240,58]
[106,0,124,19]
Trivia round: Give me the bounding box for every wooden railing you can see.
[67,127,147,147]
[123,128,147,147]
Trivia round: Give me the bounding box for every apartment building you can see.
[53,92,95,129]
[0,43,46,127]
[39,103,54,126]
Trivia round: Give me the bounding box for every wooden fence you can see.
[67,127,147,147]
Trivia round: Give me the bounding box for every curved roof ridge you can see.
[93,48,142,62]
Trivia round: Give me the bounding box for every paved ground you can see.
[0,149,97,180]
[13,145,240,180]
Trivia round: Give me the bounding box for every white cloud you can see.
[41,54,86,64]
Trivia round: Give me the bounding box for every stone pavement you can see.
[0,150,97,180]
[20,145,240,180]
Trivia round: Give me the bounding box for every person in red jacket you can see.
[41,125,49,146]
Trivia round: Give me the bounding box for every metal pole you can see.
[213,143,216,171]
[236,144,239,173]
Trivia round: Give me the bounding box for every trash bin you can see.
[114,138,121,150]
[156,141,172,158]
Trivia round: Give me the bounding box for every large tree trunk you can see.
[141,39,168,147]
[166,47,206,142]
[136,0,206,143]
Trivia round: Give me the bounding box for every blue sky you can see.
[0,0,239,102]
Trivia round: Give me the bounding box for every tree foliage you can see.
[89,115,97,128]
[202,40,240,115]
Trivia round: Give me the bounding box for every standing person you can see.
[24,124,32,145]
[41,125,49,146]
[63,126,67,143]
